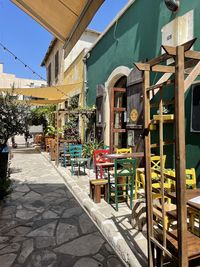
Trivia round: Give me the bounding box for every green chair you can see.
[108,158,136,211]
[69,144,87,175]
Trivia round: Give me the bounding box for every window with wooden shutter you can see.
[55,51,59,79]
[47,63,51,86]
[191,83,200,132]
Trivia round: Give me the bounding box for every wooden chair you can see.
[168,168,196,190]
[69,144,87,175]
[90,179,108,203]
[151,155,166,170]
[134,155,167,199]
[108,158,136,211]
[116,147,132,154]
[93,149,114,179]
[153,195,177,230]
[59,143,70,167]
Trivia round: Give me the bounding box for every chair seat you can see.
[90,179,108,185]
[109,168,133,176]
[96,162,114,167]
[153,203,177,219]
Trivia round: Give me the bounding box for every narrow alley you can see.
[0,139,124,267]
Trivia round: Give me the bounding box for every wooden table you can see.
[169,189,200,209]
[103,152,144,160]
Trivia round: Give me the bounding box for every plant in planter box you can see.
[63,117,80,143]
[82,139,104,168]
[45,125,56,137]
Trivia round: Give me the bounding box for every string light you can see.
[0,41,46,81]
[0,41,70,98]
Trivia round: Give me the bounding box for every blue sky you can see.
[0,0,128,81]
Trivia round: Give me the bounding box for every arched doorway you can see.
[110,76,128,151]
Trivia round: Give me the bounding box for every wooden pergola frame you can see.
[54,107,95,166]
[135,38,200,266]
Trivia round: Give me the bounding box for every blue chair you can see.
[69,144,87,175]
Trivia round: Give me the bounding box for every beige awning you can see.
[16,99,65,106]
[27,99,65,105]
[0,82,82,99]
[12,0,104,56]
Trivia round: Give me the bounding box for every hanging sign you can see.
[130,109,138,122]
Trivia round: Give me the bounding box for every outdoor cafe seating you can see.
[69,144,87,176]
[93,149,114,179]
[107,158,136,211]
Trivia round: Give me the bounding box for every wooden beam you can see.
[185,50,200,60]
[134,62,175,73]
[110,88,114,152]
[134,63,150,71]
[113,107,126,112]
[147,53,172,67]
[143,70,154,267]
[151,65,175,73]
[113,87,126,92]
[175,45,188,267]
[113,129,126,133]
[147,79,174,92]
[162,38,197,56]
[184,61,200,92]
[164,48,200,61]
[149,73,173,99]
[185,59,199,69]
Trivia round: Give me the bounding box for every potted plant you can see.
[0,92,30,198]
[82,139,103,169]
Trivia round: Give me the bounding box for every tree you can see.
[0,92,30,199]
[28,105,56,130]
[0,93,30,148]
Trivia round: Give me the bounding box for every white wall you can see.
[0,63,46,88]
[64,30,100,72]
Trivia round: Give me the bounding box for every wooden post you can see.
[55,105,59,166]
[143,69,154,267]
[175,45,188,267]
[110,88,114,152]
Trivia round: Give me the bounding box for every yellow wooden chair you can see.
[151,155,166,170]
[134,155,167,199]
[168,168,196,190]
[153,194,176,230]
[116,147,132,154]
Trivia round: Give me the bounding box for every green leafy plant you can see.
[63,117,80,142]
[45,125,56,137]
[28,105,56,130]
[82,139,104,158]
[0,92,30,146]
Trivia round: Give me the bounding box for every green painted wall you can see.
[86,0,200,184]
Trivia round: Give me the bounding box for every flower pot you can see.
[87,158,94,170]
[0,145,9,181]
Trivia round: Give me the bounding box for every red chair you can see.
[93,149,114,179]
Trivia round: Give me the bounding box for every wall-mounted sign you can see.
[130,109,138,122]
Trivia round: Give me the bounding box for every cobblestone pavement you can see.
[0,143,125,266]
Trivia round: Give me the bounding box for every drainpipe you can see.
[82,53,89,142]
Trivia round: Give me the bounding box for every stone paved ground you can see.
[0,141,125,266]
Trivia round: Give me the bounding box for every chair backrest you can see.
[69,144,82,158]
[151,155,166,170]
[116,147,132,154]
[168,168,196,189]
[63,143,70,154]
[114,158,136,178]
[93,149,110,166]
[186,168,196,189]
